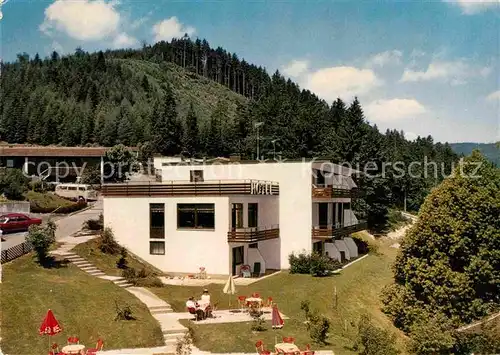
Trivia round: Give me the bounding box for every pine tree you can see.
[335,97,367,164]
[116,99,135,146]
[183,103,199,157]
[152,85,183,155]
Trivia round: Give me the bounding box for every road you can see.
[55,198,102,240]
[1,199,102,251]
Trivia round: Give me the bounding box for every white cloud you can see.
[303,66,382,102]
[443,0,500,15]
[131,16,149,30]
[486,90,500,102]
[152,17,195,42]
[282,60,309,78]
[400,59,491,84]
[40,0,120,41]
[365,50,403,67]
[112,32,138,48]
[365,98,427,122]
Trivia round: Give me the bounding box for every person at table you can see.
[186,297,205,320]
[200,289,211,305]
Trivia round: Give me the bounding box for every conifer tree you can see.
[183,103,199,157]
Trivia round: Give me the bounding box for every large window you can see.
[231,203,243,229]
[177,204,215,229]
[248,203,258,228]
[150,241,165,255]
[190,170,204,182]
[150,203,165,238]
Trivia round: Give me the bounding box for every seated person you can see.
[200,289,211,304]
[186,297,205,320]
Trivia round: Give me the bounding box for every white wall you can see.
[343,237,358,258]
[103,196,231,275]
[324,242,341,262]
[258,238,281,269]
[228,196,279,228]
[161,162,313,269]
[334,240,351,260]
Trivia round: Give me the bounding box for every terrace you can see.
[102,180,280,197]
[311,221,368,239]
[227,225,280,243]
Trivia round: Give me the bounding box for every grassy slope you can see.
[73,238,162,277]
[150,236,407,354]
[0,254,164,355]
[24,191,74,209]
[120,60,248,126]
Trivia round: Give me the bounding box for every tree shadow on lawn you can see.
[38,256,70,269]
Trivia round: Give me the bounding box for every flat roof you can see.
[0,145,138,157]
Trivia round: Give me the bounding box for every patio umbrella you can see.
[222,275,236,307]
[39,309,62,351]
[271,304,284,329]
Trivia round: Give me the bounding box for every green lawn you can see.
[25,191,74,209]
[0,254,164,355]
[73,238,162,277]
[150,238,407,354]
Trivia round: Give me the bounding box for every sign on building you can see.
[251,181,274,195]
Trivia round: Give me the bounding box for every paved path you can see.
[55,199,102,240]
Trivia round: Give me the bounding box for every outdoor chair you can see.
[252,262,261,277]
[51,343,60,353]
[255,340,271,355]
[187,307,204,321]
[282,336,295,343]
[86,338,104,355]
[67,337,79,344]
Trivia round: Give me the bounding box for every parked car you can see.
[0,213,42,233]
[54,183,98,202]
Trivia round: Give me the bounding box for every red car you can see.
[0,213,42,233]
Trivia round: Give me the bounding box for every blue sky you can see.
[1,0,499,143]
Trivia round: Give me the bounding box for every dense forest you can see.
[0,37,459,226]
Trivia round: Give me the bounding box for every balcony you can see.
[227,225,280,243]
[102,180,279,197]
[312,186,363,199]
[311,221,368,239]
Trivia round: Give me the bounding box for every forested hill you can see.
[0,38,459,219]
[450,142,499,166]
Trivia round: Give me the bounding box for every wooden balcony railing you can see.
[312,186,363,199]
[227,225,280,243]
[312,221,367,239]
[102,180,279,197]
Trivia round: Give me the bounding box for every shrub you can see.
[122,267,136,280]
[83,214,103,231]
[351,234,372,254]
[309,312,330,345]
[407,315,455,355]
[251,316,267,332]
[116,247,128,269]
[30,200,88,214]
[175,326,193,355]
[0,169,28,200]
[98,227,120,254]
[26,224,56,265]
[134,276,164,288]
[353,314,399,355]
[114,300,135,321]
[289,251,338,276]
[301,300,311,322]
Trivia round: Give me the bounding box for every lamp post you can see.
[254,122,264,160]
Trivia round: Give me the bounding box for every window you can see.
[249,243,258,249]
[150,203,165,238]
[231,203,243,229]
[248,203,258,228]
[190,170,204,182]
[233,246,244,264]
[6,159,14,168]
[68,186,77,191]
[150,241,165,255]
[177,204,215,229]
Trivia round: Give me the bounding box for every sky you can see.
[0,0,499,144]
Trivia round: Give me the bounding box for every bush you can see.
[116,247,128,269]
[114,300,135,321]
[83,214,103,231]
[98,227,120,254]
[122,266,163,287]
[0,169,29,200]
[351,234,372,254]
[134,276,164,288]
[26,224,56,265]
[251,316,267,332]
[80,165,101,186]
[309,312,330,345]
[353,314,399,355]
[122,267,137,280]
[175,326,193,355]
[289,251,338,276]
[407,315,455,355]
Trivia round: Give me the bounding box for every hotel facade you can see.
[102,159,367,277]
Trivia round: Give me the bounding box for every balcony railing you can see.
[102,180,279,197]
[311,221,367,239]
[312,186,363,199]
[227,225,280,243]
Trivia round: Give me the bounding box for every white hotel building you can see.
[102,158,367,277]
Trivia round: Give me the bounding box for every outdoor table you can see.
[275,343,300,353]
[245,297,262,305]
[61,344,85,354]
